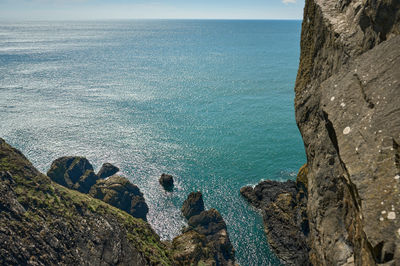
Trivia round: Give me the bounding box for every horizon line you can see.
[0,18,303,22]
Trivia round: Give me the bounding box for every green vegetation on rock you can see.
[0,138,172,265]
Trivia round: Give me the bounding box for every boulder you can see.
[97,163,119,179]
[181,191,204,219]
[89,175,148,221]
[159,173,174,191]
[47,156,97,191]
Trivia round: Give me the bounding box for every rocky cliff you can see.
[241,0,400,265]
[295,0,400,265]
[0,138,171,265]
[0,138,235,265]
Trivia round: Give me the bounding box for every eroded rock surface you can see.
[89,175,149,221]
[240,167,310,265]
[97,163,119,179]
[294,0,400,264]
[47,156,99,193]
[172,192,235,265]
[181,191,205,219]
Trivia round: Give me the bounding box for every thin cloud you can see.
[282,0,297,4]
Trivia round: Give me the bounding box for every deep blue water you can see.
[0,20,305,265]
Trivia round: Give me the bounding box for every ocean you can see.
[0,20,305,265]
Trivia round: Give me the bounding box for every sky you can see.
[0,0,305,20]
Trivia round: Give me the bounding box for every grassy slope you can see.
[0,138,172,265]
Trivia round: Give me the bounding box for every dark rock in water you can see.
[172,192,235,265]
[47,156,98,192]
[159,173,174,191]
[241,172,310,265]
[181,191,204,219]
[97,163,119,179]
[89,175,149,221]
[0,138,172,265]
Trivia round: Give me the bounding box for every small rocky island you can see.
[0,138,235,265]
[159,173,174,191]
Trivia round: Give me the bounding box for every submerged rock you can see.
[159,173,174,191]
[89,175,149,221]
[181,191,204,220]
[97,163,119,179]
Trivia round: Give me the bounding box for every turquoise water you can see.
[0,20,305,265]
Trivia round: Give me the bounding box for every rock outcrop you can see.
[172,192,236,265]
[159,173,174,191]
[294,0,400,265]
[0,138,171,265]
[181,191,205,219]
[47,156,99,193]
[48,157,148,221]
[240,167,310,265]
[97,163,119,179]
[0,138,237,265]
[89,175,149,221]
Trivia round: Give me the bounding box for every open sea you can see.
[0,20,305,265]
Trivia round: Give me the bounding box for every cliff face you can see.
[295,0,400,265]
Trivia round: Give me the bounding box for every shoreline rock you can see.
[172,192,236,265]
[181,191,204,219]
[47,156,98,191]
[89,175,149,221]
[0,138,171,265]
[240,166,310,265]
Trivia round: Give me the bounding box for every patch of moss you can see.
[296,163,308,189]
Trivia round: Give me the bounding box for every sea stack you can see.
[159,173,174,191]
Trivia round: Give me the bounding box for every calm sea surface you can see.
[0,20,305,265]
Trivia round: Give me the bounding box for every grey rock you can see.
[0,171,26,216]
[47,156,99,193]
[73,170,98,194]
[97,163,119,179]
[89,175,149,221]
[181,191,204,219]
[294,0,400,264]
[241,177,310,265]
[172,192,235,265]
[159,173,174,191]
